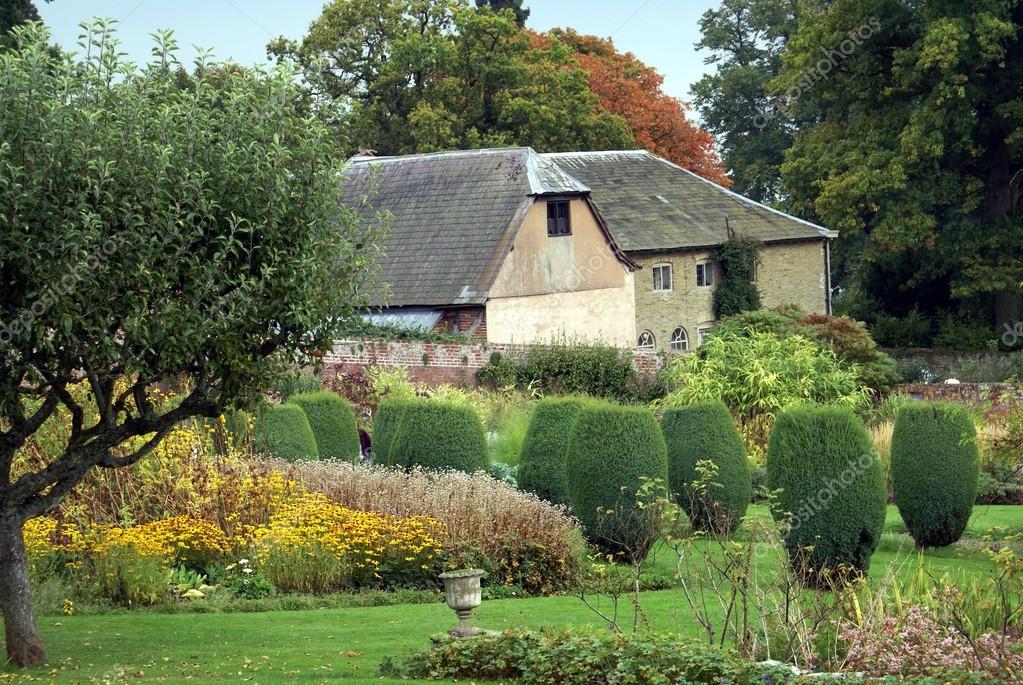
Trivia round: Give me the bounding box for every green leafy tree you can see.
[691,0,799,203]
[268,0,632,156]
[475,0,529,27]
[0,23,382,665]
[778,0,1023,332]
[0,0,43,48]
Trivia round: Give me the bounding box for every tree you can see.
[691,0,798,202]
[0,22,383,665]
[0,0,45,49]
[547,29,730,186]
[269,0,632,156]
[476,0,529,27]
[778,0,1023,332]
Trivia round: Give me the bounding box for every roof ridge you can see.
[349,147,536,164]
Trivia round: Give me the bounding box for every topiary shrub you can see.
[566,402,668,561]
[253,404,319,461]
[891,402,979,547]
[389,399,488,473]
[517,397,587,506]
[289,391,361,462]
[371,398,415,465]
[662,401,751,533]
[766,404,886,582]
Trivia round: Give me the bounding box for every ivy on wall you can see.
[713,238,762,318]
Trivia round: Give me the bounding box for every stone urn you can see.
[438,568,486,636]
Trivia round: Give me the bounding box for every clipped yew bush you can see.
[517,397,587,506]
[766,405,886,581]
[389,399,488,473]
[891,402,979,547]
[289,391,361,461]
[566,402,668,561]
[662,401,751,533]
[372,398,414,465]
[253,404,319,461]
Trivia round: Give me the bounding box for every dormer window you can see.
[547,200,571,236]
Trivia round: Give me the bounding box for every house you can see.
[342,148,640,347]
[342,147,836,350]
[543,150,837,352]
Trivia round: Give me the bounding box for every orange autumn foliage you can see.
[538,29,731,187]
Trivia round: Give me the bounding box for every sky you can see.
[36,0,721,102]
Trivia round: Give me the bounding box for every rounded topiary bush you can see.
[289,391,361,462]
[662,401,751,533]
[371,398,415,465]
[566,402,668,561]
[253,403,319,461]
[766,404,885,581]
[517,397,587,506]
[389,399,488,473]
[891,402,979,547]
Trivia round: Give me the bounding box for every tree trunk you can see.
[0,516,46,667]
[996,288,1022,336]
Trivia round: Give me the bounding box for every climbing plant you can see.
[713,238,761,318]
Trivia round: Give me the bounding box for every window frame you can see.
[697,324,716,346]
[546,199,571,237]
[670,326,689,352]
[652,263,672,292]
[637,330,656,351]
[695,260,715,288]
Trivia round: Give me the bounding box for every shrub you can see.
[891,403,979,547]
[253,404,318,461]
[713,238,761,318]
[389,399,489,473]
[279,461,585,594]
[517,397,587,506]
[565,402,668,561]
[384,629,792,685]
[661,401,750,533]
[766,405,886,580]
[271,373,324,401]
[289,391,361,461]
[713,306,898,393]
[477,343,639,400]
[659,329,869,462]
[370,398,414,465]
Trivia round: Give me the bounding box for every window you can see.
[546,200,571,236]
[697,324,716,346]
[652,263,672,291]
[670,327,689,352]
[637,330,655,350]
[696,260,715,288]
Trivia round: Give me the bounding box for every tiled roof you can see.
[542,150,835,252]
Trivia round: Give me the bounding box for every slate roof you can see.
[342,148,593,308]
[542,150,836,252]
[342,147,834,308]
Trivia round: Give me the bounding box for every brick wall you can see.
[323,339,662,387]
[885,348,1018,381]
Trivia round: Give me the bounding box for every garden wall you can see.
[323,339,662,387]
[884,347,1017,380]
[898,382,1023,413]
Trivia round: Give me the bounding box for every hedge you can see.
[371,398,415,465]
[662,401,751,533]
[517,397,587,506]
[289,391,361,462]
[766,404,886,581]
[389,399,489,473]
[566,402,668,561]
[253,404,319,461]
[891,402,979,547]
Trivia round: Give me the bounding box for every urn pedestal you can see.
[438,569,486,637]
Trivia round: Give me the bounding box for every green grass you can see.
[4,504,1020,684]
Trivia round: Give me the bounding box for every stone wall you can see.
[897,382,1023,411]
[630,239,827,354]
[885,348,1020,381]
[323,339,662,388]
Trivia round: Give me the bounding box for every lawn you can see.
[3,504,1019,684]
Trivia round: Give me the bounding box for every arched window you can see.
[637,330,656,350]
[670,327,689,352]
